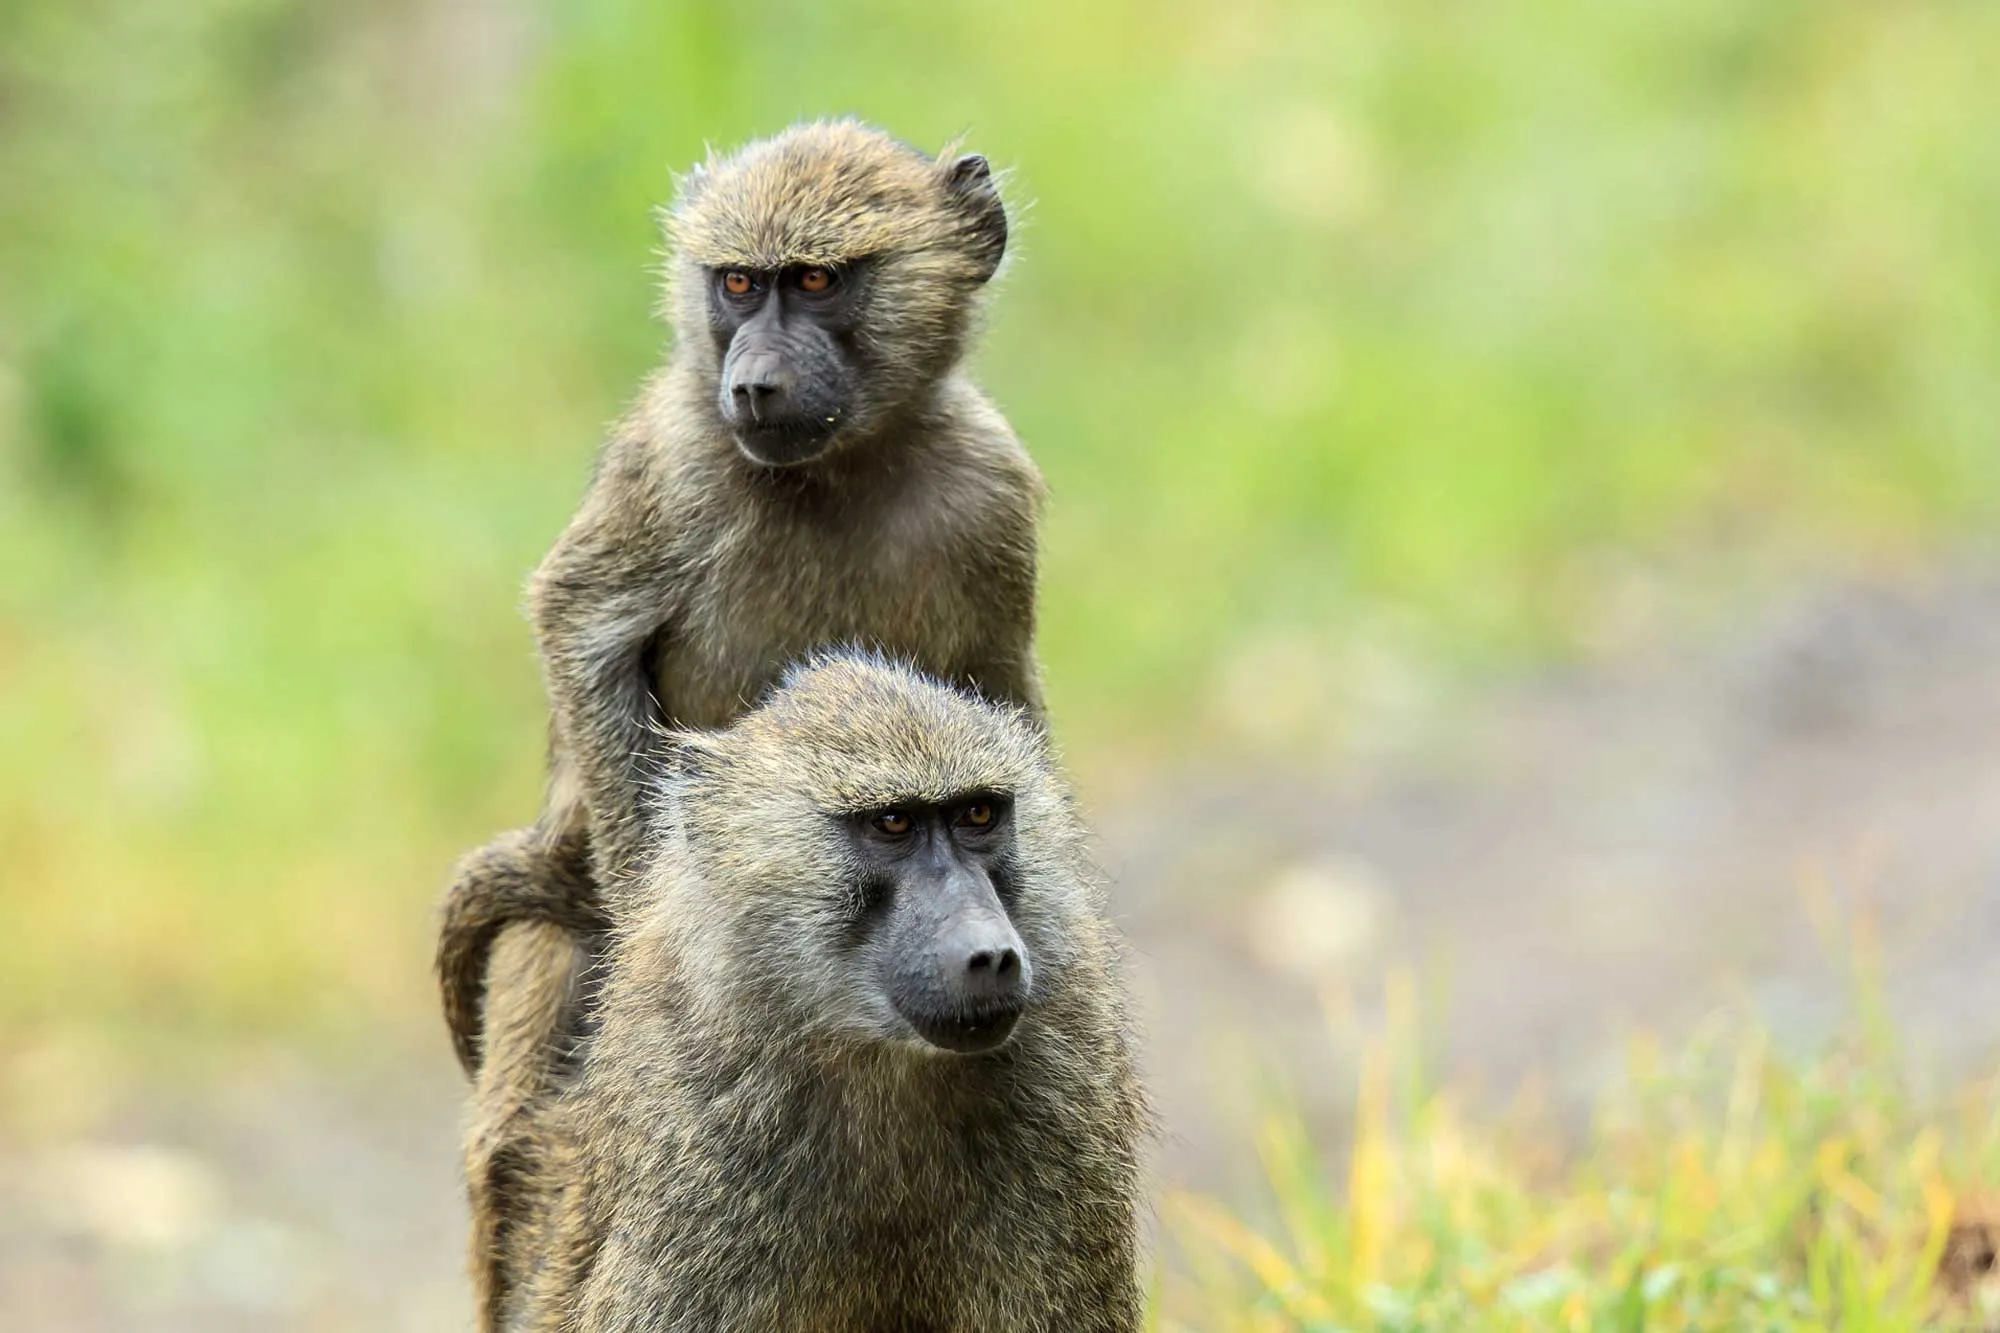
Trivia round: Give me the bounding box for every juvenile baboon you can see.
[437,119,1047,1323]
[496,653,1148,1332]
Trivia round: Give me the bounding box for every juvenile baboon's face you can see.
[667,122,1010,469]
[706,260,870,467]
[840,790,1031,1054]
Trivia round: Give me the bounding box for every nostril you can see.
[962,947,1022,984]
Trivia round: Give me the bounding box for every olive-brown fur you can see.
[496,654,1148,1332]
[436,120,1047,1326]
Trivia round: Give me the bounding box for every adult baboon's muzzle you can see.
[881,860,1033,1054]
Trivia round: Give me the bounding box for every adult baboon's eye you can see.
[960,802,994,828]
[871,809,913,836]
[796,267,832,293]
[722,270,753,295]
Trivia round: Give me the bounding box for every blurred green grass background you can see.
[1166,977,2000,1331]
[2,0,1997,1044]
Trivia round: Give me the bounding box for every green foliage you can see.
[2,0,1998,1035]
[1163,986,2000,1331]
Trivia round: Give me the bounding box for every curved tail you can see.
[436,825,608,1075]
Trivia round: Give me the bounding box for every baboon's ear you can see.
[946,152,1008,283]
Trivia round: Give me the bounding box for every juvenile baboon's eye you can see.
[722,270,753,295]
[961,802,994,828]
[872,810,913,836]
[797,267,832,293]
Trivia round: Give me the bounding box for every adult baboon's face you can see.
[840,790,1032,1055]
[677,782,1037,1056]
[659,656,1065,1058]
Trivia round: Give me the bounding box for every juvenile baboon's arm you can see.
[963,532,1049,730]
[528,438,680,882]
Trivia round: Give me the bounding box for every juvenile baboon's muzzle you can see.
[719,306,848,467]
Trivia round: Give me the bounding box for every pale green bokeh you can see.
[2,0,1997,1037]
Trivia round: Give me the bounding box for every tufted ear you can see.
[946,153,1008,283]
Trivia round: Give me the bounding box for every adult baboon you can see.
[437,119,1047,1324]
[497,653,1147,1332]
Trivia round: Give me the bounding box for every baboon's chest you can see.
[653,502,979,730]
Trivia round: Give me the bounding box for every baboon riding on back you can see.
[436,121,1065,1325]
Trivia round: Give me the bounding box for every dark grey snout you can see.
[940,910,1030,1012]
[716,312,849,467]
[883,865,1033,1055]
[726,348,790,421]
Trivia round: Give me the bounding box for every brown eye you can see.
[872,810,912,836]
[722,270,753,295]
[961,802,994,828]
[797,267,831,293]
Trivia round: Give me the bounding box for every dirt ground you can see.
[8,568,2000,1329]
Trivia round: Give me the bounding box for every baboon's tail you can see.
[437,825,607,1076]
